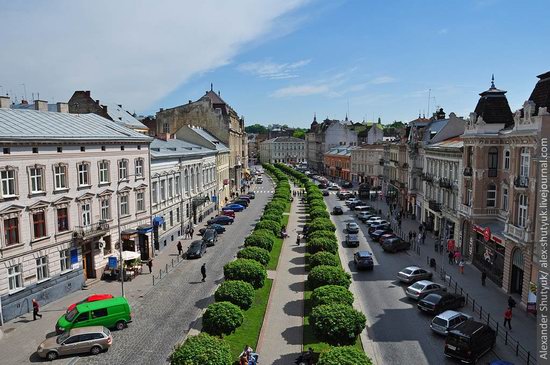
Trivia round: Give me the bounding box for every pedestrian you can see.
[458,259,465,274]
[504,307,513,330]
[409,231,413,242]
[177,241,183,257]
[201,263,206,282]
[184,227,189,239]
[508,296,517,310]
[448,251,454,265]
[190,227,194,239]
[481,270,487,286]
[296,234,301,245]
[32,299,42,320]
[147,259,153,273]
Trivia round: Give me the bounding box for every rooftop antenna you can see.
[210,83,213,92]
[20,83,27,101]
[347,99,350,120]
[427,89,431,117]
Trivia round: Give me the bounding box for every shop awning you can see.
[137,224,153,233]
[121,229,138,240]
[153,216,165,227]
[108,250,140,261]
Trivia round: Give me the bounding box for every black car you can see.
[207,215,234,225]
[344,234,360,247]
[318,183,328,189]
[332,206,343,215]
[369,228,392,241]
[381,237,411,253]
[322,190,330,196]
[247,192,256,199]
[418,290,466,314]
[342,181,353,188]
[199,224,226,235]
[445,321,496,363]
[201,228,218,247]
[186,240,207,259]
[354,251,374,270]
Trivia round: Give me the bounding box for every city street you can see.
[0,177,273,365]
[324,192,522,365]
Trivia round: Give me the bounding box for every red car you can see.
[67,294,114,312]
[221,209,235,218]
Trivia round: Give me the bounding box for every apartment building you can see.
[350,144,384,187]
[258,136,305,164]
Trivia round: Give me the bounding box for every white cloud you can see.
[0,0,308,111]
[238,59,311,79]
[369,76,397,85]
[271,84,329,97]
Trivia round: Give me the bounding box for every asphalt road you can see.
[77,176,273,365]
[325,193,508,365]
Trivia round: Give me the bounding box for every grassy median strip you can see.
[267,204,290,270]
[224,279,274,360]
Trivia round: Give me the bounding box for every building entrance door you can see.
[82,242,95,279]
[511,249,524,294]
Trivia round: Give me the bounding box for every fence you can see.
[436,265,534,365]
[152,254,185,286]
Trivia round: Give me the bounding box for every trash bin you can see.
[430,258,436,268]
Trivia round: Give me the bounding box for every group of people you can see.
[447,249,465,274]
[293,189,305,197]
[408,230,426,245]
[281,225,289,239]
[239,345,259,365]
[184,224,195,239]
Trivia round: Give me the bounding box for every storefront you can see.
[472,225,505,286]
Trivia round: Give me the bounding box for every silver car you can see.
[405,280,445,300]
[431,310,472,335]
[37,326,112,360]
[397,266,433,284]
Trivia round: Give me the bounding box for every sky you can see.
[1,0,549,128]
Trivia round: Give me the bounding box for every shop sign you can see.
[483,227,491,242]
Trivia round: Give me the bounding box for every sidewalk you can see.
[371,198,537,356]
[256,184,307,365]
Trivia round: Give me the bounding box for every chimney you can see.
[96,99,100,104]
[85,90,91,97]
[159,108,164,112]
[218,91,221,96]
[0,96,10,109]
[436,108,446,120]
[188,100,192,104]
[34,100,48,112]
[56,102,69,113]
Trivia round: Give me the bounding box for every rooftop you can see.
[528,71,550,115]
[189,127,229,152]
[101,102,148,130]
[150,138,215,158]
[473,77,513,126]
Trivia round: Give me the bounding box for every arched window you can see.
[190,168,195,193]
[520,148,530,177]
[486,183,496,207]
[518,194,528,228]
[488,147,498,177]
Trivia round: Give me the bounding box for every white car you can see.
[430,311,472,335]
[406,280,445,300]
[397,266,433,283]
[345,198,361,206]
[366,216,382,224]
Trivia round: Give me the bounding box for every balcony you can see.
[504,223,534,244]
[459,203,472,216]
[463,167,472,177]
[439,177,453,189]
[402,162,409,168]
[74,221,110,241]
[428,199,441,212]
[514,176,529,189]
[488,168,497,177]
[422,173,434,183]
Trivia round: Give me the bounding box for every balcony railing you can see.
[488,168,497,177]
[514,176,529,188]
[402,162,409,168]
[428,199,441,212]
[459,203,472,216]
[73,221,110,240]
[504,223,534,243]
[463,167,472,176]
[439,177,453,189]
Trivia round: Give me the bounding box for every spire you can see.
[491,74,495,89]
[345,113,348,121]
[210,83,213,91]
[313,113,317,122]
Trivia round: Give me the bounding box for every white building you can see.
[350,144,385,186]
[259,136,305,164]
[0,99,152,323]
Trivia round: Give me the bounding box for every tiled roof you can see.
[528,71,550,115]
[102,102,148,130]
[473,82,513,126]
[0,108,152,142]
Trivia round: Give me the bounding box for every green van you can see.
[56,297,131,334]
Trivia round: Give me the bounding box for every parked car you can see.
[223,203,244,212]
[221,209,235,218]
[381,237,411,252]
[445,320,496,363]
[318,183,328,189]
[248,192,256,199]
[353,205,370,212]
[397,266,433,284]
[356,212,373,222]
[369,228,393,241]
[322,190,330,196]
[430,310,472,335]
[418,290,466,314]
[56,297,131,334]
[337,191,353,200]
[368,222,391,234]
[238,195,251,203]
[353,251,374,270]
[346,222,360,234]
[345,198,361,207]
[232,199,249,207]
[202,228,218,247]
[327,185,340,191]
[365,216,382,225]
[344,234,360,247]
[405,280,445,300]
[379,233,397,244]
[199,224,226,234]
[342,181,353,188]
[208,215,234,225]
[332,206,344,215]
[256,177,263,183]
[37,326,113,361]
[67,294,114,313]
[186,240,207,259]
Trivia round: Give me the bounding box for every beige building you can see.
[259,136,305,164]
[155,86,247,192]
[350,144,384,187]
[0,99,152,323]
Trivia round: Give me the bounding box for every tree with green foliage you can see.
[215,280,255,310]
[292,128,307,139]
[202,301,244,337]
[309,252,340,269]
[308,265,351,289]
[310,304,366,345]
[245,124,268,134]
[224,258,267,289]
[311,285,354,307]
[170,333,232,365]
[317,346,373,365]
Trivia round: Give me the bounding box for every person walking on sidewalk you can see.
[177,241,183,257]
[458,259,465,274]
[190,227,195,239]
[454,250,462,264]
[201,263,207,282]
[508,296,517,311]
[147,259,153,273]
[448,251,454,265]
[481,270,487,286]
[32,299,42,320]
[296,234,301,245]
[504,307,513,330]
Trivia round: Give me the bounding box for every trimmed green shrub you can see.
[263,208,283,217]
[224,258,267,289]
[317,346,373,365]
[308,265,351,289]
[255,220,281,237]
[308,230,337,242]
[307,237,338,254]
[170,333,232,365]
[214,280,255,310]
[310,304,366,345]
[309,251,339,269]
[311,285,354,307]
[202,301,244,336]
[261,213,282,224]
[308,218,336,233]
[309,209,330,220]
[237,246,270,266]
[245,232,275,252]
[253,229,276,240]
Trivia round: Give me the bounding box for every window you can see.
[176,207,180,222]
[101,199,110,220]
[137,145,141,150]
[57,208,69,232]
[92,308,108,318]
[520,148,530,177]
[57,146,62,153]
[80,146,85,152]
[8,264,23,291]
[54,165,67,190]
[81,203,91,226]
[136,191,145,212]
[152,181,158,204]
[168,178,173,198]
[488,147,498,177]
[98,161,109,184]
[162,122,169,133]
[518,194,528,228]
[36,256,49,281]
[120,195,129,216]
[78,163,90,186]
[502,187,509,212]
[4,217,19,245]
[175,176,181,195]
[504,150,510,170]
[101,146,106,151]
[486,184,496,207]
[1,169,17,196]
[169,211,173,226]
[184,170,189,195]
[29,167,44,193]
[3,148,9,154]
[60,249,71,272]
[135,158,143,177]
[120,145,125,151]
[32,147,38,154]
[32,211,46,239]
[160,180,166,201]
[118,160,128,180]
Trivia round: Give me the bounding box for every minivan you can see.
[431,310,472,335]
[37,326,112,360]
[444,320,496,363]
[56,297,131,334]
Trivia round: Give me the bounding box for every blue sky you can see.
[1,0,548,129]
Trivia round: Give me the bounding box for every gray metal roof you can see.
[150,138,216,159]
[0,108,152,142]
[190,127,230,152]
[102,102,148,130]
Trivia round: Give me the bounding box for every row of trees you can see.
[170,164,290,364]
[274,163,372,365]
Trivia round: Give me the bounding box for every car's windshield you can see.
[191,242,201,248]
[446,334,470,347]
[65,308,79,322]
[432,317,448,327]
[410,282,425,290]
[422,294,440,304]
[57,331,70,344]
[401,269,413,275]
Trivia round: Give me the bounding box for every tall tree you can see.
[245,124,268,134]
[292,129,306,139]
